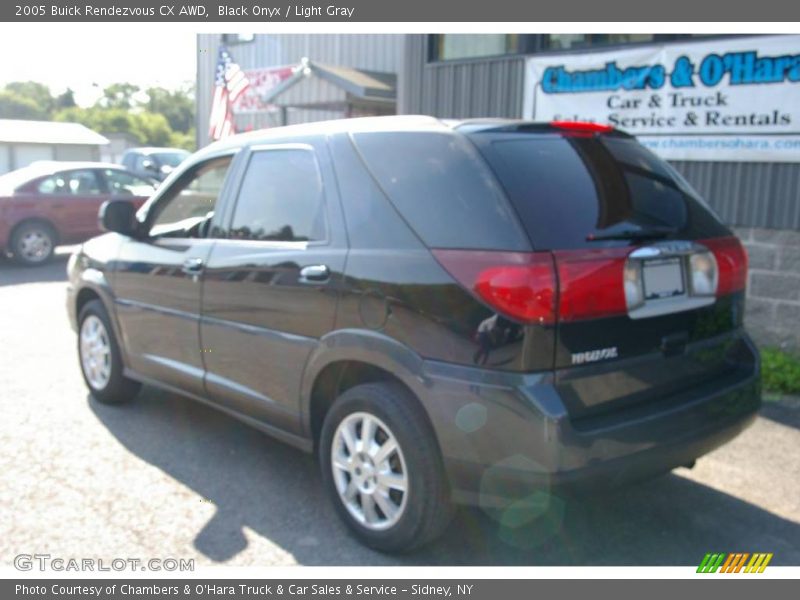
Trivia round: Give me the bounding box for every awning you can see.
[260,58,396,111]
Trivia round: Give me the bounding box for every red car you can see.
[0,162,155,265]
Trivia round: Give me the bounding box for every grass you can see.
[760,347,800,396]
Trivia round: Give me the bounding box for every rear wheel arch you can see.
[308,358,443,465]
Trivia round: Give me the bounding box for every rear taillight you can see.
[550,120,614,134]
[433,248,632,324]
[435,238,745,326]
[432,250,556,325]
[553,248,630,321]
[700,236,748,296]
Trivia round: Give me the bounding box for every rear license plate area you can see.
[642,257,685,300]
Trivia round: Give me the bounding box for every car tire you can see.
[78,300,141,404]
[11,221,56,266]
[319,382,454,552]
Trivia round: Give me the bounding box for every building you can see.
[196,34,800,349]
[100,131,140,164]
[196,34,403,148]
[0,119,109,175]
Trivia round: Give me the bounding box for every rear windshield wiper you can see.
[586,227,675,242]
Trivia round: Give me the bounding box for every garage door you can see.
[0,144,10,175]
[55,145,95,161]
[14,144,54,169]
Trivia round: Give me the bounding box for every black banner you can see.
[4,580,797,600]
[1,0,799,22]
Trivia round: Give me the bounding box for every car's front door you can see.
[200,142,347,434]
[34,169,109,242]
[112,154,238,396]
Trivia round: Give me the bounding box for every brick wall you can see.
[734,227,800,350]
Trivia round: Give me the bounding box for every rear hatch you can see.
[465,123,754,423]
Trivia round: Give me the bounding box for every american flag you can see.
[208,47,250,141]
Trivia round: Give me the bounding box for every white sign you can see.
[232,66,296,113]
[523,35,800,162]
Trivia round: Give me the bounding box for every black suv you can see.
[67,116,760,552]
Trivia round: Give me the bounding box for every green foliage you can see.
[0,90,48,119]
[144,85,195,134]
[133,111,174,147]
[169,128,196,151]
[4,81,56,114]
[55,88,77,110]
[97,82,141,110]
[761,347,800,396]
[0,80,195,151]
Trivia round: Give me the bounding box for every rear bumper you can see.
[421,331,761,508]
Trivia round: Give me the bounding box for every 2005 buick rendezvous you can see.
[67,116,760,552]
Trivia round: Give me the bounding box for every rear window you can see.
[469,132,727,249]
[351,131,529,251]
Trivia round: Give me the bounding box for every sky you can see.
[0,29,197,105]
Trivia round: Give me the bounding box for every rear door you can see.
[200,141,347,435]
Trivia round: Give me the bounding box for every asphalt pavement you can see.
[1,249,798,567]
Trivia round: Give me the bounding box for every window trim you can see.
[221,143,331,248]
[141,152,238,239]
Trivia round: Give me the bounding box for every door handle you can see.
[181,257,204,275]
[299,264,330,283]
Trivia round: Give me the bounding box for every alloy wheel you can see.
[80,315,112,390]
[331,412,409,531]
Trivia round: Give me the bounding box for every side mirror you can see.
[99,200,138,236]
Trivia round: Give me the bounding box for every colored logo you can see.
[697,553,773,573]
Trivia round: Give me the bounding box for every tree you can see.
[132,111,173,147]
[3,81,55,114]
[2,79,196,151]
[0,90,48,119]
[98,83,140,110]
[55,88,77,110]
[169,128,196,151]
[53,106,185,148]
[144,85,195,134]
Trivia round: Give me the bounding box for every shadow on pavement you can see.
[90,386,800,566]
[0,252,70,286]
[760,398,800,430]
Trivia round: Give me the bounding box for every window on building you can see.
[543,34,659,50]
[228,149,327,243]
[431,34,520,61]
